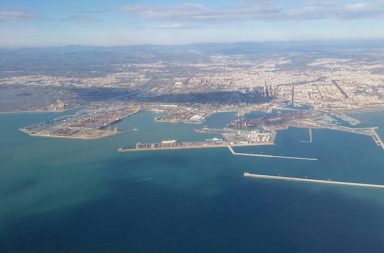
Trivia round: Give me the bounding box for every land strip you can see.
[244,172,384,189]
[228,146,317,161]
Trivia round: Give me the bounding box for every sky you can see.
[0,0,384,47]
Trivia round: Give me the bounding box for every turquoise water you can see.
[1,111,384,252]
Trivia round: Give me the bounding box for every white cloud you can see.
[120,0,384,23]
[64,14,101,23]
[153,23,190,29]
[0,10,36,21]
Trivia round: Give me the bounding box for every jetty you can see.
[300,127,313,143]
[309,128,313,143]
[244,172,384,189]
[372,128,384,150]
[228,145,317,161]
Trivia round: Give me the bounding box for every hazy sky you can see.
[0,0,384,47]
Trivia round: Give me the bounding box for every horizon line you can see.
[1,38,384,50]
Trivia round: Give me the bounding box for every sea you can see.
[1,110,384,253]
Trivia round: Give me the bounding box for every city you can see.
[2,0,384,252]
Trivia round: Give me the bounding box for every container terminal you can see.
[118,135,274,153]
[118,129,276,152]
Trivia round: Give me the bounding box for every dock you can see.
[118,140,317,161]
[372,128,384,150]
[300,127,313,143]
[118,142,230,152]
[309,128,313,143]
[244,172,384,189]
[228,146,317,161]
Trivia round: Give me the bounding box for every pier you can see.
[118,140,317,161]
[228,145,317,161]
[309,128,313,143]
[244,172,384,189]
[372,128,384,150]
[300,128,313,143]
[118,142,229,152]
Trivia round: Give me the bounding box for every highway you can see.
[244,172,384,189]
[228,145,318,161]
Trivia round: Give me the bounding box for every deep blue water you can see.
[1,110,384,253]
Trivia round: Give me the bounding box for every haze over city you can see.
[1,0,384,46]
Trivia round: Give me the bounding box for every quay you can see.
[309,128,313,143]
[372,128,384,150]
[228,145,317,161]
[118,139,317,161]
[244,172,384,189]
[300,128,313,143]
[118,142,230,152]
[118,141,272,153]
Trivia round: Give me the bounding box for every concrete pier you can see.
[244,172,384,189]
[228,145,318,161]
[372,129,384,150]
[309,128,313,143]
[301,128,313,143]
